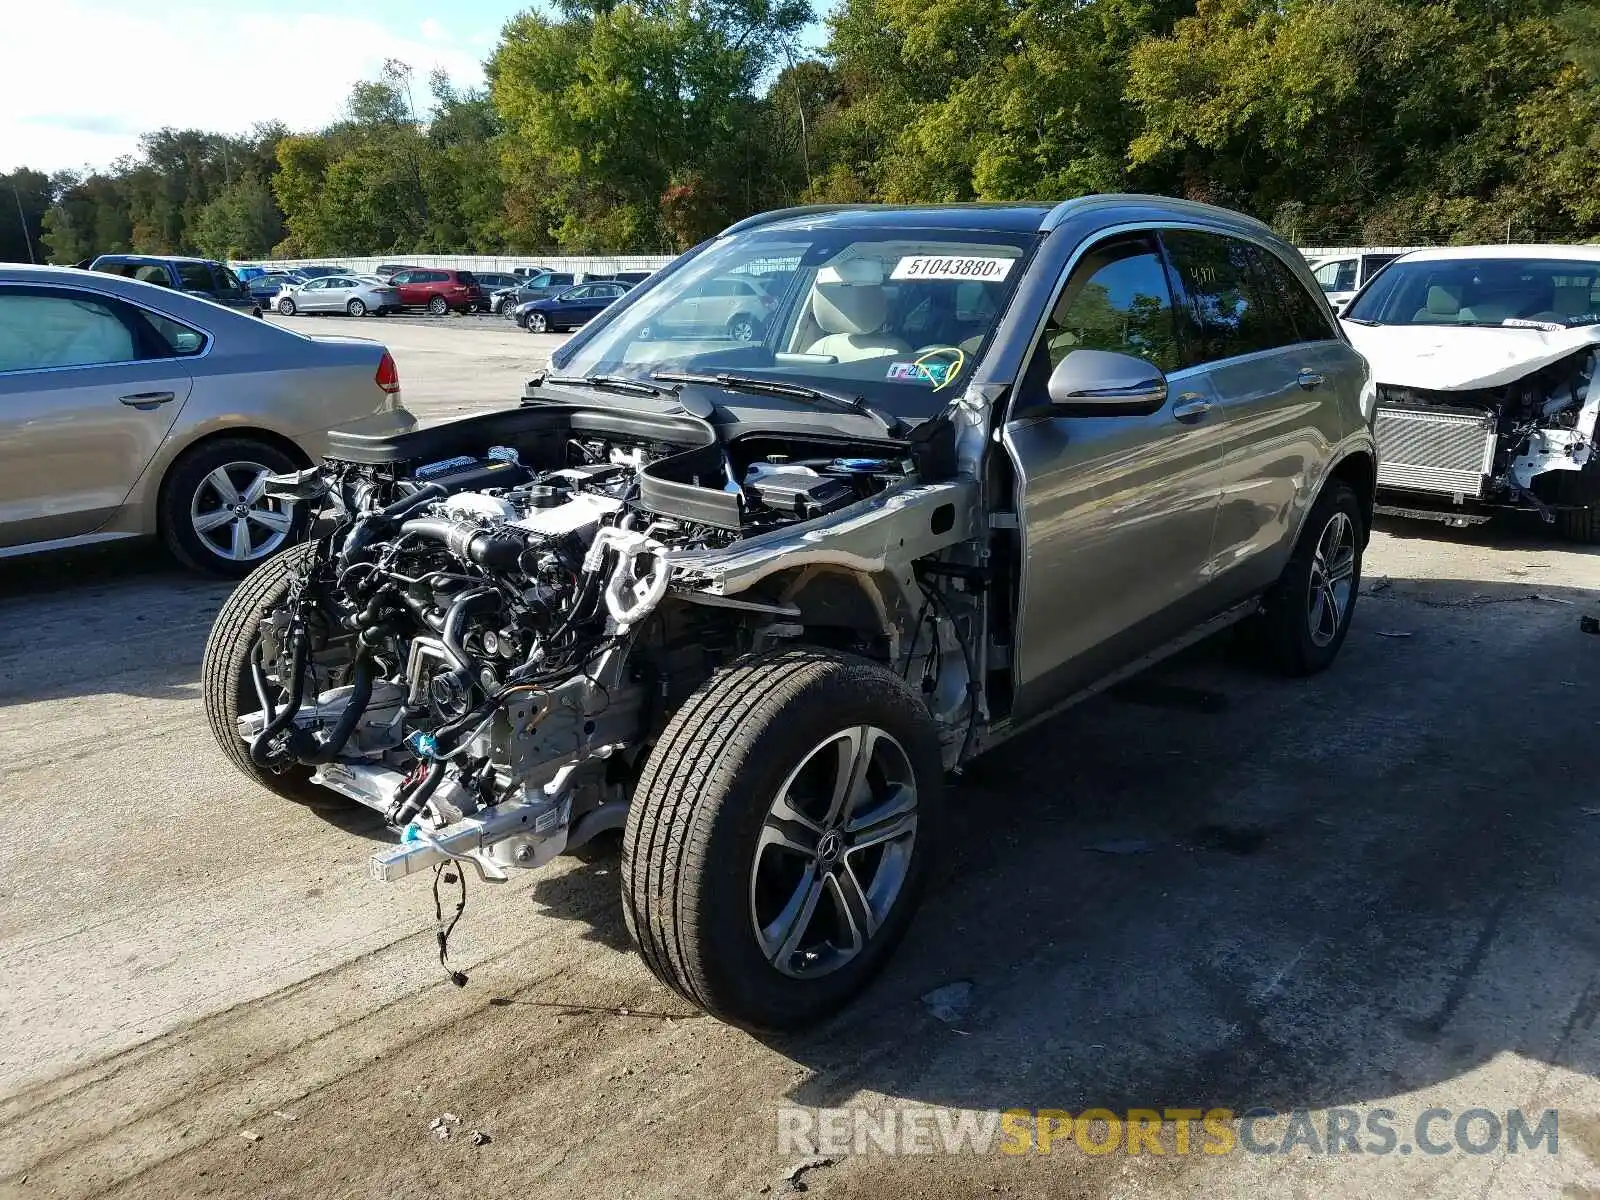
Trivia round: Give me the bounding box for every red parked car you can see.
[387,268,484,315]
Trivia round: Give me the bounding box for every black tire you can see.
[622,647,943,1031]
[347,298,367,317]
[158,437,309,577]
[427,295,448,316]
[528,311,548,333]
[201,541,322,803]
[1251,480,1364,675]
[278,297,296,316]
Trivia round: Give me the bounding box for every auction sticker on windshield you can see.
[891,255,1016,282]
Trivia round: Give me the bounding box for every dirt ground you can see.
[4,320,1600,1199]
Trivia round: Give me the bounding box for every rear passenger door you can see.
[1161,229,1351,598]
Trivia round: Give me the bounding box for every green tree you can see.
[0,168,50,264]
[192,178,284,259]
[491,0,812,251]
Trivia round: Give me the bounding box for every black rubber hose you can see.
[296,654,376,765]
[508,556,605,683]
[441,587,500,669]
[250,629,310,767]
[340,483,446,565]
[399,517,525,571]
[390,760,447,826]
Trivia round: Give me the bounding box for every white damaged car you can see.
[1341,245,1600,540]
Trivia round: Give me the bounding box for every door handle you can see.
[1297,368,1326,390]
[119,391,176,409]
[1173,393,1211,422]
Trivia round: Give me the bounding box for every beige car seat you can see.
[803,261,909,362]
[1413,285,1462,323]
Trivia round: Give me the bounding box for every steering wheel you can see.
[909,345,966,390]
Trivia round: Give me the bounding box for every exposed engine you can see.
[239,420,922,884]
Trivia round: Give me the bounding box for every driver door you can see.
[1002,231,1230,720]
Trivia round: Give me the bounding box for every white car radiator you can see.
[1374,406,1498,497]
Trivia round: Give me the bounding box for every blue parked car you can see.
[518,280,634,333]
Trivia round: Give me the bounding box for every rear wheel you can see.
[427,295,448,316]
[347,298,367,317]
[622,648,941,1031]
[202,541,322,802]
[1250,479,1364,675]
[159,437,307,577]
[728,314,757,342]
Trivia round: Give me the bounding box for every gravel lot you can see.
[4,320,1600,1199]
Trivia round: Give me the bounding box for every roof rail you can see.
[1040,193,1280,237]
[717,205,859,237]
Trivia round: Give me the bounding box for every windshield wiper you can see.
[1341,317,1380,326]
[650,371,900,434]
[544,373,674,397]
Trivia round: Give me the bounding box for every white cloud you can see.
[2,2,494,174]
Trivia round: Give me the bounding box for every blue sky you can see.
[4,0,830,175]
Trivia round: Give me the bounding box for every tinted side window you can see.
[140,309,207,356]
[0,290,139,371]
[1162,231,1295,365]
[1043,234,1181,373]
[177,263,216,291]
[1249,246,1335,342]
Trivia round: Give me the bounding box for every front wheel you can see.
[622,648,942,1031]
[347,298,367,317]
[202,541,323,802]
[427,295,448,316]
[527,311,548,333]
[278,297,296,316]
[1250,479,1364,675]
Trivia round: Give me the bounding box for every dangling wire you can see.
[433,862,469,987]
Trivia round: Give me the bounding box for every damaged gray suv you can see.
[202,196,1377,1030]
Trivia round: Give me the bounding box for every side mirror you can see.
[1045,349,1168,416]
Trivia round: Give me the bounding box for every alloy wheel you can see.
[529,312,547,333]
[749,724,918,979]
[190,461,295,564]
[348,299,366,317]
[1307,510,1357,648]
[730,315,756,341]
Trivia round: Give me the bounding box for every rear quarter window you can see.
[1247,246,1336,342]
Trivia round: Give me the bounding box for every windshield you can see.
[555,226,1037,420]
[1345,256,1600,327]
